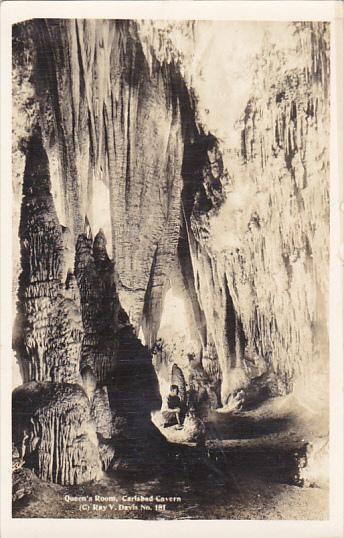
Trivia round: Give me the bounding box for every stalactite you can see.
[187,22,329,401]
[12,20,329,495]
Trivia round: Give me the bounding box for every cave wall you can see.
[138,21,330,408]
[12,19,186,341]
[12,19,178,483]
[12,19,330,416]
[186,23,330,404]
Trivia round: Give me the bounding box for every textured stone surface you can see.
[12,467,37,503]
[12,20,186,340]
[15,133,83,384]
[11,20,330,492]
[75,228,118,382]
[184,23,330,405]
[12,382,102,485]
[90,386,113,439]
[12,21,330,402]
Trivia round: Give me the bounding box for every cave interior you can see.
[11,19,329,519]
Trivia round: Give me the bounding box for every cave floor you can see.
[13,396,328,520]
[12,465,328,520]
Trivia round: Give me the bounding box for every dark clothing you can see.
[162,409,179,427]
[167,395,181,409]
[163,394,186,427]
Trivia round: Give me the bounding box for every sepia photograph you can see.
[1,1,343,536]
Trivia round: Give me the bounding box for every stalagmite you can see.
[90,386,113,439]
[16,133,83,385]
[75,227,117,382]
[12,382,103,485]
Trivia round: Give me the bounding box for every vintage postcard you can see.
[1,1,343,537]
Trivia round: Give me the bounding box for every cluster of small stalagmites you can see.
[75,224,118,383]
[12,382,103,485]
[98,441,116,471]
[202,343,221,382]
[189,23,329,396]
[186,354,221,412]
[153,340,220,413]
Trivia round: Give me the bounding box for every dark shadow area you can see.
[206,413,293,440]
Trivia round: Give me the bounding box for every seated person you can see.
[162,385,186,429]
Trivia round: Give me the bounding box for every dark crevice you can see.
[224,274,237,367]
[141,245,159,347]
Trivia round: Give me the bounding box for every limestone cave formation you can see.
[12,19,330,518]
